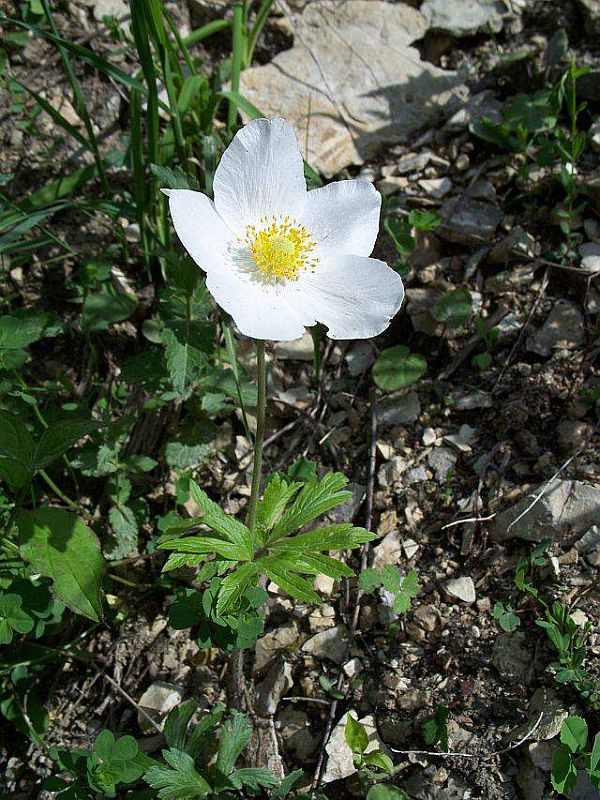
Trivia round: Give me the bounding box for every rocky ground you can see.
[1,0,600,798]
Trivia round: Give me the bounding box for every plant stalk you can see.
[227,0,245,134]
[246,339,266,535]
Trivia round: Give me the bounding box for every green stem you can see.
[246,339,266,535]
[227,0,245,134]
[39,470,89,518]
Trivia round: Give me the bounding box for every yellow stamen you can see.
[243,215,318,282]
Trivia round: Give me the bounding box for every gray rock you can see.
[453,390,492,410]
[255,622,301,673]
[510,689,567,743]
[445,576,476,604]
[372,531,402,570]
[277,707,319,761]
[377,392,421,428]
[419,177,453,198]
[138,682,183,732]
[239,1,467,176]
[322,712,383,783]
[405,287,445,335]
[274,332,314,360]
[438,197,504,245]
[302,624,349,664]
[80,0,128,21]
[326,482,365,523]
[345,341,377,376]
[421,0,512,36]
[579,242,600,273]
[427,446,457,482]
[491,632,533,683]
[256,660,294,716]
[526,300,585,357]
[489,226,537,262]
[489,479,600,543]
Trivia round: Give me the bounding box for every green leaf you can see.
[273,769,304,798]
[34,420,99,470]
[18,508,104,621]
[372,345,427,391]
[215,712,252,779]
[384,217,414,256]
[81,288,137,332]
[258,555,321,605]
[189,481,253,559]
[358,568,382,593]
[144,748,211,799]
[151,163,200,190]
[345,713,368,755]
[257,474,302,533]
[408,209,441,231]
[270,472,352,540]
[422,704,449,751]
[432,288,472,329]
[106,505,138,560]
[393,569,419,615]
[551,744,578,794]
[0,311,51,349]
[280,524,375,552]
[216,563,259,616]
[286,457,318,483]
[0,592,34,642]
[229,767,278,791]
[590,733,600,773]
[367,786,408,800]
[493,601,520,633]
[0,411,35,491]
[159,533,248,563]
[560,716,588,754]
[163,700,197,752]
[362,750,394,773]
[164,333,209,399]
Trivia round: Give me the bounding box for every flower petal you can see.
[303,180,381,257]
[295,254,404,339]
[206,270,310,341]
[213,118,307,235]
[163,189,232,275]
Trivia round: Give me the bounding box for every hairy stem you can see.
[246,339,266,536]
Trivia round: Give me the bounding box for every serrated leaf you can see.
[106,505,138,560]
[345,713,368,755]
[258,555,321,605]
[189,481,253,559]
[164,330,209,398]
[560,716,588,753]
[229,767,278,791]
[372,345,427,391]
[216,712,252,779]
[358,568,382,593]
[270,472,351,540]
[590,733,600,773]
[34,420,99,470]
[144,748,211,799]
[257,475,302,533]
[277,524,375,552]
[292,551,353,580]
[152,163,200,190]
[18,508,104,621]
[159,534,247,562]
[216,563,259,616]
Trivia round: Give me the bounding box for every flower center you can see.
[242,215,318,282]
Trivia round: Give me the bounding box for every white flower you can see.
[163,118,404,341]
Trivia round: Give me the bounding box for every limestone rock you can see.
[445,576,476,604]
[421,0,512,36]
[322,712,383,783]
[439,197,504,245]
[526,300,585,357]
[489,479,600,543]
[239,1,467,176]
[255,622,301,673]
[302,624,349,664]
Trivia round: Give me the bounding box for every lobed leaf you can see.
[269,472,352,540]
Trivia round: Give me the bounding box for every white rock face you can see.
[240,1,467,176]
[421,0,511,36]
[322,712,383,783]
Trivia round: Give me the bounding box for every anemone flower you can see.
[163,118,404,342]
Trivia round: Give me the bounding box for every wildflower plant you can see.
[160,117,405,616]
